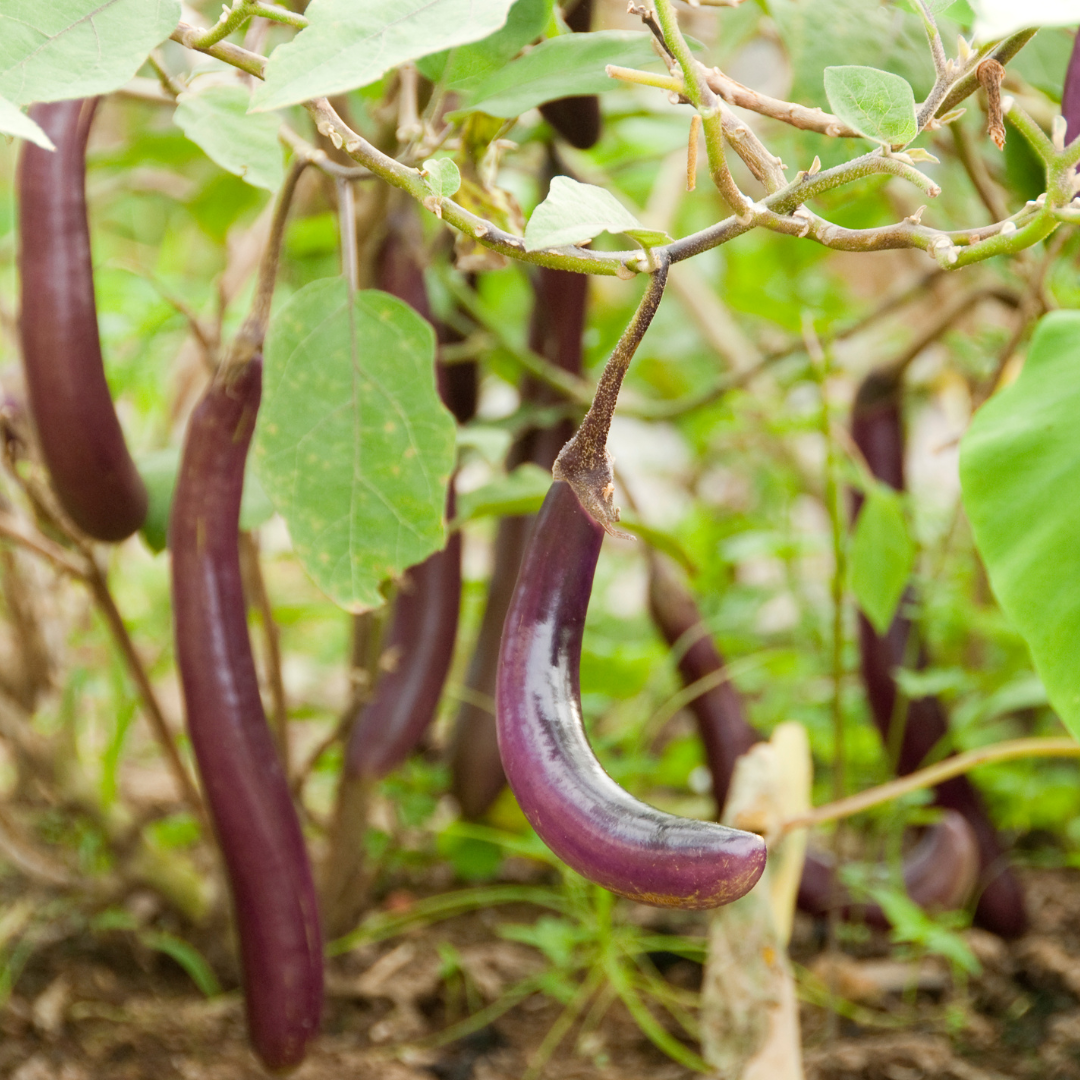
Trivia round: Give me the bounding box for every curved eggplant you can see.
[852,367,1027,938]
[171,358,322,1071]
[538,0,602,149]
[18,98,148,541]
[344,496,461,781]
[496,481,766,908]
[450,267,590,819]
[797,810,980,925]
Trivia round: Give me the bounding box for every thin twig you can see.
[782,738,1080,834]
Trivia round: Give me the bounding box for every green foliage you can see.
[455,464,551,523]
[174,85,284,192]
[823,66,918,148]
[456,31,664,119]
[524,176,670,252]
[850,486,917,634]
[255,279,457,611]
[422,157,462,199]
[0,95,52,148]
[961,312,1080,741]
[0,0,180,105]
[252,0,517,112]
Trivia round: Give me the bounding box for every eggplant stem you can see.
[553,257,670,533]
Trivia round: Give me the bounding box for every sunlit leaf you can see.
[254,278,457,611]
[251,0,516,113]
[850,486,916,635]
[0,94,53,148]
[960,311,1080,740]
[524,175,649,251]
[0,0,180,106]
[823,65,918,147]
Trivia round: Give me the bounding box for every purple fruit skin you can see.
[852,370,1027,938]
[171,359,322,1071]
[344,494,461,780]
[18,99,148,542]
[451,268,589,819]
[1064,31,1080,144]
[496,481,767,909]
[539,0,601,149]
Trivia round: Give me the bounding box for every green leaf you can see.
[0,94,53,148]
[960,311,1080,741]
[137,930,222,997]
[254,278,457,612]
[422,156,462,198]
[524,175,647,252]
[418,0,552,94]
[173,85,283,192]
[456,30,663,119]
[850,486,916,635]
[823,65,918,147]
[137,448,275,554]
[455,464,551,524]
[0,0,181,106]
[251,0,517,113]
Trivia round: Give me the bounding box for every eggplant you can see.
[538,0,602,149]
[171,358,322,1070]
[1064,29,1080,143]
[18,98,148,541]
[496,481,766,908]
[450,267,590,819]
[648,554,982,925]
[797,809,981,925]
[852,367,1027,938]
[343,497,462,781]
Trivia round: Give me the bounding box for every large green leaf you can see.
[823,66,918,148]
[457,30,663,119]
[251,0,516,113]
[254,278,457,612]
[418,0,552,94]
[174,85,283,192]
[0,0,180,106]
[0,93,53,148]
[960,311,1080,740]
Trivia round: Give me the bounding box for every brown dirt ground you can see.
[1,867,1079,1080]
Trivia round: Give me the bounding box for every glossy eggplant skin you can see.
[538,0,601,149]
[451,267,589,819]
[852,370,1027,938]
[344,495,461,780]
[18,99,148,542]
[171,359,322,1071]
[497,481,767,908]
[1065,30,1080,142]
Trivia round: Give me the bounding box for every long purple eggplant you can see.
[538,0,602,149]
[450,267,590,819]
[171,358,322,1070]
[1064,30,1080,143]
[648,554,982,924]
[18,99,148,541]
[496,481,766,907]
[852,367,1026,938]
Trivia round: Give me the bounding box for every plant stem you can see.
[553,257,669,532]
[782,737,1080,833]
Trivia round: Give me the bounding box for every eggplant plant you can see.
[1,0,1080,1074]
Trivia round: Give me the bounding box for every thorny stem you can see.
[553,258,669,532]
[782,738,1080,834]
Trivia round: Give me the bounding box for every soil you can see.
[1,867,1078,1080]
